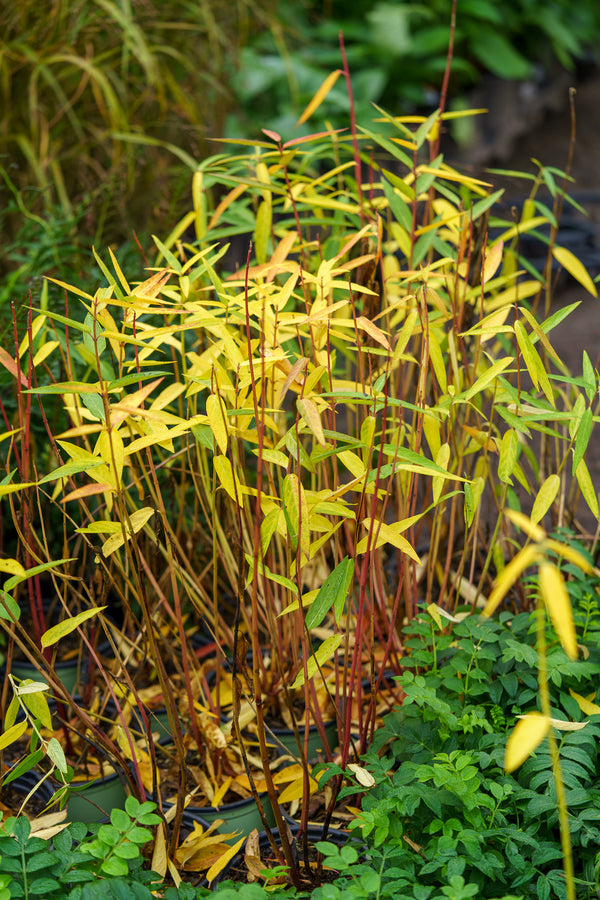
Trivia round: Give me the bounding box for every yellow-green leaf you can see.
[539,562,577,660]
[553,245,597,297]
[505,713,549,772]
[291,634,343,688]
[462,357,513,402]
[498,430,518,484]
[41,606,107,648]
[206,394,229,455]
[530,474,560,525]
[23,690,53,729]
[575,458,599,519]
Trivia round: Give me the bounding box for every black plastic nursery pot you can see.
[212,823,362,890]
[57,767,129,823]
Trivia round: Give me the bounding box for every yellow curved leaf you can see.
[206,835,246,885]
[539,562,577,660]
[505,713,549,772]
[553,245,597,297]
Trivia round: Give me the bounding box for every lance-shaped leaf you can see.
[291,634,344,689]
[282,474,310,560]
[305,557,354,630]
[505,713,549,772]
[553,245,597,297]
[530,474,560,525]
[538,561,577,660]
[206,393,229,454]
[297,397,326,447]
[483,544,541,617]
[0,720,29,751]
[41,606,107,648]
[575,458,599,519]
[103,508,155,557]
[296,68,343,126]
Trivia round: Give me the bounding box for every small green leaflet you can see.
[291,634,343,689]
[41,606,107,648]
[305,557,354,630]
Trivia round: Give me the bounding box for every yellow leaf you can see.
[483,545,541,617]
[542,539,594,575]
[356,519,421,562]
[214,455,245,507]
[151,826,168,878]
[33,341,59,368]
[133,267,173,300]
[481,240,504,286]
[0,558,26,577]
[0,719,28,751]
[297,397,326,446]
[553,245,597,297]
[505,509,546,542]
[569,689,600,716]
[296,69,343,126]
[538,562,577,660]
[206,836,246,885]
[211,776,232,808]
[504,713,549,772]
[206,394,229,454]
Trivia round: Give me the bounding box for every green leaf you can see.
[2,749,45,785]
[305,557,354,630]
[0,592,20,622]
[573,407,593,476]
[38,459,104,485]
[582,351,596,402]
[41,606,107,648]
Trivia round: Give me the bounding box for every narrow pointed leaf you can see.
[539,562,577,660]
[505,713,549,771]
[41,606,107,648]
[305,557,354,630]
